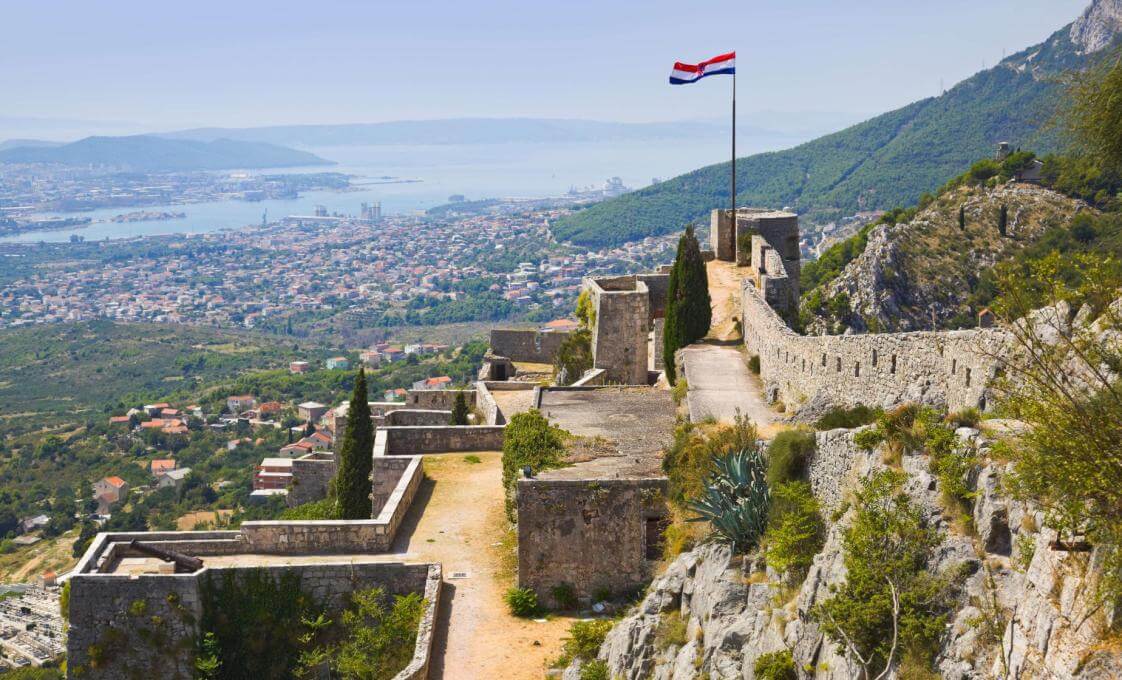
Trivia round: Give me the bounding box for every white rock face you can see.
[1071,0,1122,53]
[569,430,1121,679]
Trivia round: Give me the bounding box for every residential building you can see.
[325,356,350,370]
[226,395,257,413]
[254,458,294,491]
[298,401,328,423]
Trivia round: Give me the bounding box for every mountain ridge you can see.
[0,135,331,172]
[552,0,1122,248]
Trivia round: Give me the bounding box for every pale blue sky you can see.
[0,0,1090,131]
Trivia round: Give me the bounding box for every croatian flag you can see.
[669,51,735,85]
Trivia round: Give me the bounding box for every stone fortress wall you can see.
[722,209,1005,413]
[488,328,572,364]
[67,551,441,680]
[517,477,668,608]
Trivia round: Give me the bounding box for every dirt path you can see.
[706,259,747,342]
[673,260,788,437]
[391,453,574,679]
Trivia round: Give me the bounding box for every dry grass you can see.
[0,528,80,582]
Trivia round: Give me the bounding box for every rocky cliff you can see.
[802,183,1090,335]
[564,427,1121,679]
[1072,0,1122,53]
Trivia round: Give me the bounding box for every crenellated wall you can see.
[741,281,1003,411]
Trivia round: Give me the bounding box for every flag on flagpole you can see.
[668,52,735,85]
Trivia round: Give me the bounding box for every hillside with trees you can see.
[552,4,1119,248]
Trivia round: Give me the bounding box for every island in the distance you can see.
[0,134,332,172]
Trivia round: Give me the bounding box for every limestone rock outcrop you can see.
[1071,0,1122,54]
[566,428,1120,679]
[803,184,1090,336]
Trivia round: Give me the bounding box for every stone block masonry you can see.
[377,425,505,455]
[516,477,668,607]
[489,328,571,364]
[741,281,1002,411]
[405,388,477,411]
[387,409,454,426]
[287,452,335,507]
[585,276,650,385]
[66,559,441,680]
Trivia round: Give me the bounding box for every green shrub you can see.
[687,447,770,552]
[748,355,761,374]
[562,619,613,662]
[504,586,539,617]
[663,417,759,506]
[764,482,825,580]
[925,422,977,511]
[945,408,981,428]
[853,427,884,451]
[671,378,689,405]
[554,328,593,385]
[812,470,951,677]
[280,498,340,520]
[295,588,425,679]
[814,404,881,431]
[1015,534,1036,571]
[550,582,578,610]
[766,430,816,486]
[502,410,567,520]
[579,659,609,680]
[753,649,797,680]
[463,454,482,464]
[654,611,688,651]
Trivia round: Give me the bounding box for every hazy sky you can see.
[0,0,1090,131]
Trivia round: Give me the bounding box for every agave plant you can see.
[686,447,770,552]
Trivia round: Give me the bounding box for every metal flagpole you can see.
[731,67,736,220]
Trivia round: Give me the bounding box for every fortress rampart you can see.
[741,281,1002,411]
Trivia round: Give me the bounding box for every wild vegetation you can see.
[195,571,423,680]
[501,409,567,521]
[812,470,954,679]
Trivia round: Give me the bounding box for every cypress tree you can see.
[663,248,684,384]
[680,225,712,341]
[662,225,713,384]
[450,391,470,425]
[998,205,1008,237]
[958,206,966,231]
[334,368,374,519]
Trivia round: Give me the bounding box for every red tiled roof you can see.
[104,476,126,487]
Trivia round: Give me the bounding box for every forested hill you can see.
[552,1,1122,248]
[0,135,330,172]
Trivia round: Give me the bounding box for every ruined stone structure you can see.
[386,408,454,426]
[488,328,572,364]
[584,276,651,384]
[741,253,1002,412]
[67,438,434,679]
[287,451,335,507]
[67,550,440,680]
[515,385,676,607]
[517,477,668,608]
[405,388,476,411]
[376,425,505,456]
[713,208,1005,412]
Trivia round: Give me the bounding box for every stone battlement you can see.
[740,254,1004,412]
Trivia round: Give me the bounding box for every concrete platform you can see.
[679,343,777,428]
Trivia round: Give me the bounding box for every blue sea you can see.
[0,134,806,244]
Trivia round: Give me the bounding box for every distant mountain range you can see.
[162,118,747,147]
[0,135,330,171]
[551,0,1122,248]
